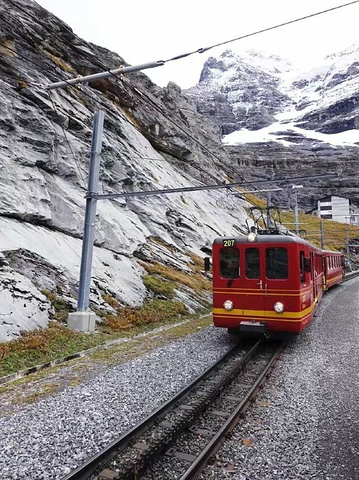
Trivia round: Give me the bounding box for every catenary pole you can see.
[346,227,350,268]
[77,111,104,311]
[320,219,324,250]
[67,111,104,332]
[292,185,303,235]
[48,60,166,332]
[266,192,272,230]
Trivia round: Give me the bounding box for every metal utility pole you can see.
[292,185,303,235]
[266,192,272,230]
[47,60,166,332]
[67,111,104,332]
[320,219,324,250]
[346,227,350,269]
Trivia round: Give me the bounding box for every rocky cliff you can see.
[186,48,359,209]
[0,0,250,340]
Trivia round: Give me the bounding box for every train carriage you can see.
[210,232,344,336]
[322,250,345,290]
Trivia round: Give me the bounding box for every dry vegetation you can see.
[244,192,359,253]
[40,47,75,73]
[141,258,211,292]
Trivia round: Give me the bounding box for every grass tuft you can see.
[142,261,211,291]
[104,299,187,332]
[143,275,176,298]
[41,289,70,323]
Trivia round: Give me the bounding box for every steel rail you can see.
[61,341,258,480]
[179,342,284,480]
[343,270,359,282]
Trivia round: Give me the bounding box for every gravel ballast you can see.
[2,277,359,480]
[0,326,237,479]
[199,276,359,480]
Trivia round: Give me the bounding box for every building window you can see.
[320,205,332,211]
[321,214,332,219]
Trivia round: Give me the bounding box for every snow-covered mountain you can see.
[185,48,359,211]
[186,49,292,134]
[186,47,359,143]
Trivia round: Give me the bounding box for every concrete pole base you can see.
[67,312,96,332]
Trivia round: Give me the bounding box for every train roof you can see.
[213,234,315,246]
[213,235,343,255]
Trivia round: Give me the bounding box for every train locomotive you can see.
[208,231,344,336]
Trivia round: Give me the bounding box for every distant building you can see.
[316,196,359,225]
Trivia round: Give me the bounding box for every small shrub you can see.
[143,275,176,298]
[103,300,187,332]
[41,289,70,323]
[41,48,75,73]
[102,293,120,309]
[143,262,211,292]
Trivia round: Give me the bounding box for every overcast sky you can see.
[36,0,359,88]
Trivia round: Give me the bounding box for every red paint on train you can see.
[210,234,344,336]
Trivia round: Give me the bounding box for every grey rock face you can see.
[0,253,52,341]
[0,0,251,339]
[185,46,359,210]
[225,142,359,210]
[186,50,292,134]
[186,46,359,137]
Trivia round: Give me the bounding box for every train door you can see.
[241,246,265,318]
[311,251,318,302]
[263,245,290,314]
[322,255,328,290]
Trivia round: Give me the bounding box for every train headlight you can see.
[247,232,257,242]
[223,300,234,311]
[274,302,285,313]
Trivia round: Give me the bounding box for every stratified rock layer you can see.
[0,0,249,339]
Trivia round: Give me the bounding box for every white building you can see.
[317,196,359,225]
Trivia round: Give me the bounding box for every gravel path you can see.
[199,276,359,480]
[0,326,237,480]
[2,277,358,480]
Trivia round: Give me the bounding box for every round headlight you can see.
[274,302,285,313]
[247,232,257,242]
[223,300,234,311]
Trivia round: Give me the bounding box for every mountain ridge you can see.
[185,47,359,209]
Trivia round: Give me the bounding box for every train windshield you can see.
[266,247,288,279]
[220,247,240,278]
[246,248,260,278]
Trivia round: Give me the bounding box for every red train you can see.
[209,232,344,336]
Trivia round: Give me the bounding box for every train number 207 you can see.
[223,239,235,247]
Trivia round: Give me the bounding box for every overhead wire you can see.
[163,1,359,63]
[4,0,351,201]
[47,90,87,188]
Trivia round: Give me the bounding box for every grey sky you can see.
[36,0,359,88]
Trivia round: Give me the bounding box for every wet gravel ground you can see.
[0,326,237,480]
[2,277,358,480]
[198,276,359,480]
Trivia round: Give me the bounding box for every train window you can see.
[220,247,240,278]
[266,247,288,279]
[245,248,260,279]
[299,251,305,283]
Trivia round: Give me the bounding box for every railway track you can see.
[62,339,284,480]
